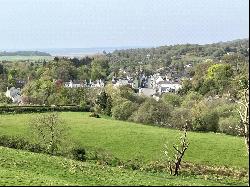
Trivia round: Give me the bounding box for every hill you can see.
[0,51,51,56]
[0,112,248,169]
[0,146,247,186]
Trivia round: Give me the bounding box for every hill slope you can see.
[0,112,248,169]
[0,51,51,56]
[0,146,247,186]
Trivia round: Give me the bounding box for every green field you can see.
[0,147,248,186]
[0,56,53,62]
[0,112,248,168]
[0,112,249,185]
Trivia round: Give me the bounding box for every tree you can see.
[191,99,220,132]
[29,113,70,155]
[205,63,233,94]
[164,121,189,176]
[170,108,192,130]
[133,99,172,126]
[234,87,249,155]
[162,93,182,107]
[112,100,139,120]
[0,63,4,75]
[91,58,109,80]
[95,90,112,116]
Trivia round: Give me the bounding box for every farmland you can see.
[0,112,248,168]
[1,146,248,186]
[0,112,249,185]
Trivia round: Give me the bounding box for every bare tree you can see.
[164,120,189,176]
[235,88,249,155]
[29,112,69,155]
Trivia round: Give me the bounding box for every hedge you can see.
[0,105,90,114]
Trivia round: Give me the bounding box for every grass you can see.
[0,146,248,186]
[0,56,53,62]
[0,112,248,170]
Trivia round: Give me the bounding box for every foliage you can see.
[95,91,112,116]
[0,105,89,114]
[218,116,243,136]
[205,63,233,94]
[170,108,192,130]
[90,57,109,80]
[162,93,182,107]
[0,93,12,104]
[111,100,139,120]
[28,112,70,155]
[191,99,220,132]
[89,112,100,118]
[132,98,172,126]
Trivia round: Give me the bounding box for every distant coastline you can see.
[0,46,147,58]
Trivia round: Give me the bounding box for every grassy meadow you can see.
[0,112,248,169]
[1,146,247,186]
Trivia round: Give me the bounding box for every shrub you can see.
[192,111,219,132]
[111,100,139,120]
[89,112,100,118]
[0,93,12,104]
[132,99,172,126]
[170,108,192,130]
[71,147,86,161]
[0,105,90,114]
[0,135,45,153]
[162,93,182,107]
[218,116,243,136]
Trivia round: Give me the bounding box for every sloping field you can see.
[0,147,247,186]
[0,112,248,169]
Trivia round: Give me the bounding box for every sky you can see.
[0,0,249,50]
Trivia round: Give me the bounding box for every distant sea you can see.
[0,46,151,58]
[36,46,145,57]
[0,46,152,57]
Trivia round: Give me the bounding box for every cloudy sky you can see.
[0,0,249,49]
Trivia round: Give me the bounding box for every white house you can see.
[158,82,182,93]
[139,88,156,97]
[64,80,82,88]
[91,79,105,88]
[5,87,22,103]
[112,78,133,88]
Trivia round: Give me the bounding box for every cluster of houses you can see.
[5,87,22,103]
[64,79,105,88]
[5,73,183,104]
[5,64,192,103]
[62,72,183,100]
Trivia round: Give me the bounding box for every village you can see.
[5,65,192,104]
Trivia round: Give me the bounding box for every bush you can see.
[86,149,122,167]
[192,111,219,132]
[162,93,182,107]
[218,116,243,136]
[111,100,139,120]
[89,112,100,118]
[71,147,86,161]
[132,99,172,126]
[0,135,45,153]
[170,108,192,130]
[0,93,12,104]
[0,105,90,114]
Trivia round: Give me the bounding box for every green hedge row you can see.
[0,105,90,114]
